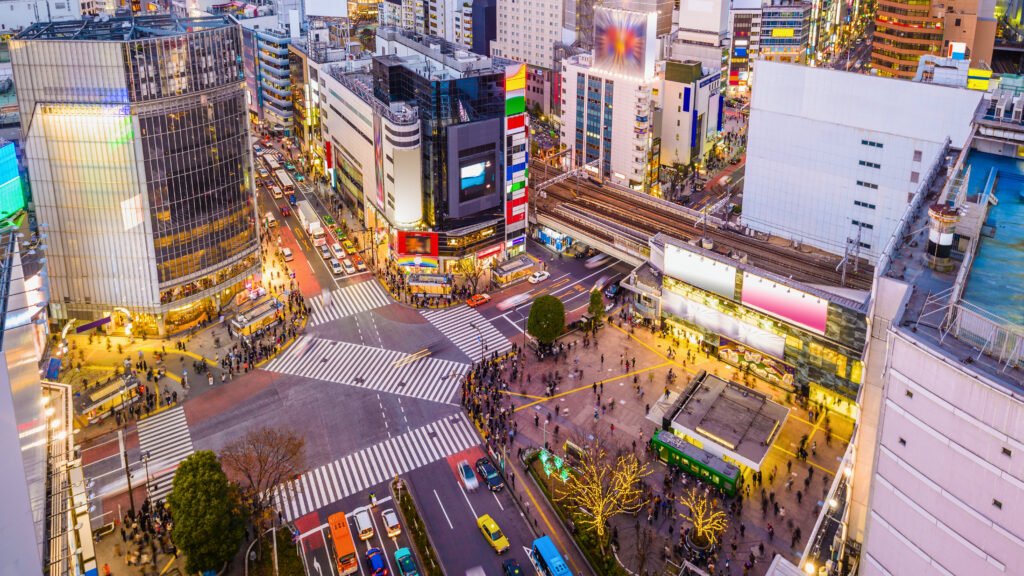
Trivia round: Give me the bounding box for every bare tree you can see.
[678,487,728,548]
[458,257,485,294]
[220,427,306,524]
[634,520,655,575]
[555,438,651,554]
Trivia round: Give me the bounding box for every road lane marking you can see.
[433,489,454,529]
[458,483,478,519]
[492,491,504,511]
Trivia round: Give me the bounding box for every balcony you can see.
[260,61,290,78]
[258,39,289,56]
[259,53,290,67]
[262,91,293,109]
[261,80,291,98]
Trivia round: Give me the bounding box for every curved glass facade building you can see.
[12,15,260,335]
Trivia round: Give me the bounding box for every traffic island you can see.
[390,477,443,576]
[523,450,627,576]
[248,528,304,576]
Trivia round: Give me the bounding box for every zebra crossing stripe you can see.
[308,280,393,326]
[136,406,195,502]
[264,336,469,404]
[421,306,513,362]
[274,413,480,521]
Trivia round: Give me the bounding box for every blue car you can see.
[502,559,523,576]
[366,547,390,576]
[395,548,419,576]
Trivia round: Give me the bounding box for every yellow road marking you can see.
[770,444,836,476]
[519,471,584,576]
[513,362,671,412]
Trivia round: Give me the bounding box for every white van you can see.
[354,509,375,540]
[265,212,277,228]
[281,247,294,262]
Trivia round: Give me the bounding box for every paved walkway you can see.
[497,309,855,576]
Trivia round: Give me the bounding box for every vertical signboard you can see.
[504,64,529,242]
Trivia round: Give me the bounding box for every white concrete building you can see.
[0,0,82,32]
[742,61,981,263]
[669,0,729,73]
[491,0,565,114]
[661,60,722,167]
[559,8,660,192]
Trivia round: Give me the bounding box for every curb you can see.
[389,477,444,576]
[522,456,598,576]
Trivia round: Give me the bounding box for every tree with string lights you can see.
[678,487,729,550]
[555,438,651,555]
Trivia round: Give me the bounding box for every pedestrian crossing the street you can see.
[307,280,393,327]
[136,406,195,503]
[273,413,480,521]
[421,306,512,362]
[264,335,468,403]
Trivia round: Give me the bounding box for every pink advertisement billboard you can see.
[741,272,828,335]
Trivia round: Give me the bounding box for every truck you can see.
[295,200,327,246]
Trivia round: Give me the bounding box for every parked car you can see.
[365,548,389,576]
[342,239,357,254]
[330,259,344,276]
[319,244,332,260]
[458,459,479,491]
[394,548,419,576]
[476,515,510,554]
[281,247,293,262]
[381,508,401,538]
[528,271,550,284]
[466,294,491,308]
[475,457,504,492]
[342,259,356,275]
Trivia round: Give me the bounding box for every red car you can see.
[467,294,491,307]
[279,205,291,217]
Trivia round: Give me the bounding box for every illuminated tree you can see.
[555,439,650,554]
[678,487,729,548]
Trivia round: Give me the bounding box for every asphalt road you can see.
[411,457,536,576]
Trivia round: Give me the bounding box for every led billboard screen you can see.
[458,159,495,202]
[741,272,828,335]
[663,244,736,300]
[397,231,439,257]
[593,8,655,78]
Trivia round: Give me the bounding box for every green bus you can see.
[650,430,741,497]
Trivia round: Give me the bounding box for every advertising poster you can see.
[718,337,796,390]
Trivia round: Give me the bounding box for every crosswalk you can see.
[421,306,512,362]
[264,335,468,403]
[136,406,195,503]
[307,280,393,327]
[273,413,480,521]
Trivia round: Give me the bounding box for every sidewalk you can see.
[492,309,854,575]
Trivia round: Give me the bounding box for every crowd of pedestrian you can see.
[110,497,176,574]
[460,348,521,452]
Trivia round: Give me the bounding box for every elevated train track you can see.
[535,168,874,291]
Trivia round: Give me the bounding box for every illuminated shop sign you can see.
[593,7,657,79]
[664,244,737,300]
[397,231,439,257]
[741,272,828,335]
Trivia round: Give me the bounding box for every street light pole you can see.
[119,429,137,517]
[140,450,152,497]
[468,322,483,363]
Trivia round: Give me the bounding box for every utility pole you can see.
[119,429,137,517]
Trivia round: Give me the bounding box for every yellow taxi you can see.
[476,515,510,554]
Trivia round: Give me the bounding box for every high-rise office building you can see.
[317,27,527,273]
[422,0,497,54]
[670,0,730,72]
[11,15,261,336]
[726,0,761,96]
[491,0,565,114]
[560,8,662,192]
[759,0,812,64]
[871,0,997,79]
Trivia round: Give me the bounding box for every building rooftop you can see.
[663,370,789,469]
[16,14,234,41]
[375,26,505,79]
[878,105,1024,393]
[326,63,419,126]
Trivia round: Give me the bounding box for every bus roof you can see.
[533,536,572,576]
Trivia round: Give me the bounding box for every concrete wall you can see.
[862,324,1024,575]
[742,61,982,262]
